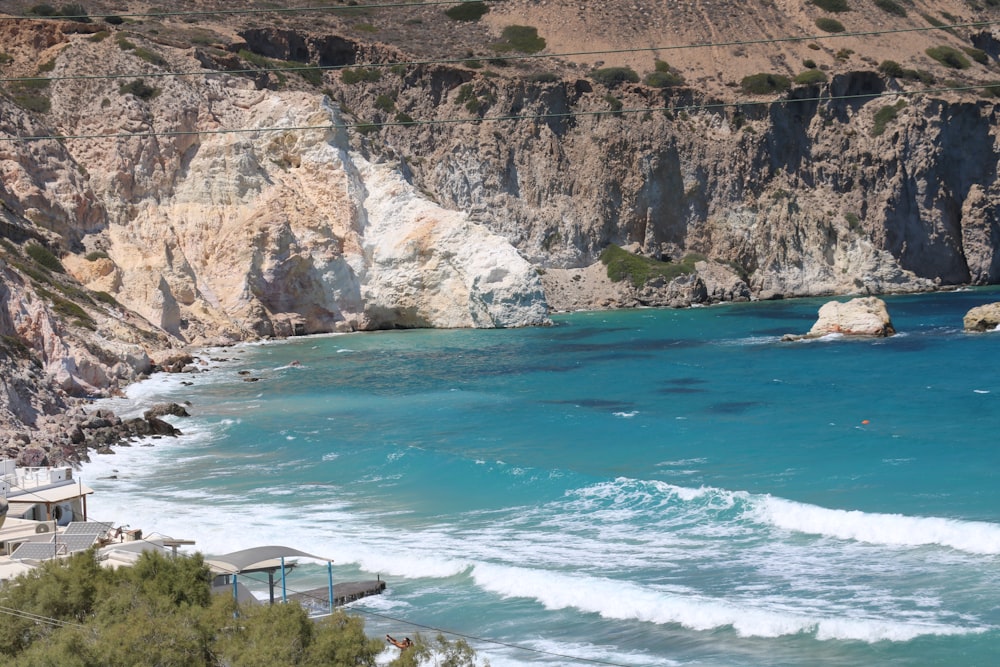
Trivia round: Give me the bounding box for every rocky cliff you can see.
[1,1,999,453]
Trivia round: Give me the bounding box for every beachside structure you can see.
[207,546,386,616]
[0,459,194,580]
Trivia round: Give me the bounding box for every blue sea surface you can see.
[85,290,1000,666]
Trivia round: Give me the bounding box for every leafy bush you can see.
[815,17,846,32]
[902,68,935,84]
[104,14,124,25]
[590,66,640,87]
[601,245,706,288]
[340,67,381,84]
[878,60,904,77]
[794,69,827,85]
[394,111,415,125]
[119,79,159,100]
[133,46,167,66]
[920,12,958,36]
[445,1,489,21]
[812,0,850,11]
[374,93,395,112]
[604,93,623,114]
[803,58,817,69]
[296,66,324,86]
[492,25,546,53]
[962,46,989,65]
[644,70,684,88]
[56,3,90,21]
[0,550,467,666]
[926,45,971,69]
[528,71,560,83]
[12,93,50,113]
[874,0,907,17]
[27,4,57,16]
[872,100,906,137]
[84,250,109,261]
[740,72,791,94]
[26,243,65,273]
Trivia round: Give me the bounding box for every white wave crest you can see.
[470,564,984,642]
[755,496,1000,555]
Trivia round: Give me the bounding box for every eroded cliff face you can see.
[332,67,998,303]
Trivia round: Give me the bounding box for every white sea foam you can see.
[755,495,1000,555]
[613,411,639,418]
[469,564,982,642]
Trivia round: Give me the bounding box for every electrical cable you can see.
[0,1,475,21]
[0,603,88,628]
[1,18,998,86]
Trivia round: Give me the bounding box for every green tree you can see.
[0,550,484,666]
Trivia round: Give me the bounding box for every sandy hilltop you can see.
[1,0,1000,462]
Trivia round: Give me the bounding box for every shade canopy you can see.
[206,545,330,575]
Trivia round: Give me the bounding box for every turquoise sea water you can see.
[84,290,1000,666]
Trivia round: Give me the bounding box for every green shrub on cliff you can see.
[26,243,65,274]
[644,70,685,88]
[878,60,904,77]
[794,69,827,85]
[491,25,546,54]
[341,67,382,84]
[445,1,489,21]
[874,0,907,17]
[600,244,705,288]
[815,17,846,32]
[871,100,907,137]
[812,0,850,11]
[740,72,791,94]
[591,66,640,87]
[962,46,989,65]
[926,45,971,69]
[119,78,159,100]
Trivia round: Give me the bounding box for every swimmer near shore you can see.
[386,634,413,650]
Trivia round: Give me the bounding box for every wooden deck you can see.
[288,579,386,612]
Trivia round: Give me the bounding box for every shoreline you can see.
[10,280,999,470]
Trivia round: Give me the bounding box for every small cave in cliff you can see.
[236,28,311,62]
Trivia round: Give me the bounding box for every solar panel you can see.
[59,534,100,553]
[11,541,63,561]
[63,521,113,536]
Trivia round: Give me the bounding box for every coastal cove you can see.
[82,290,1000,667]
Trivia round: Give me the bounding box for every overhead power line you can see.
[1,19,999,86]
[0,1,472,21]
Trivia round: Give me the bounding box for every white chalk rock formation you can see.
[806,296,896,337]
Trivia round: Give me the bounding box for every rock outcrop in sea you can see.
[783,296,896,340]
[963,302,1000,332]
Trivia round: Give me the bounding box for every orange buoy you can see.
[861,419,870,425]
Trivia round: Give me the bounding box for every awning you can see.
[206,545,330,575]
[7,482,94,504]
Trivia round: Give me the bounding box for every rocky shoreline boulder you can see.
[963,303,1000,332]
[783,296,896,341]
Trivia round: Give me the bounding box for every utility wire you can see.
[0,1,473,21]
[0,603,88,629]
[2,19,999,86]
[0,82,993,143]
